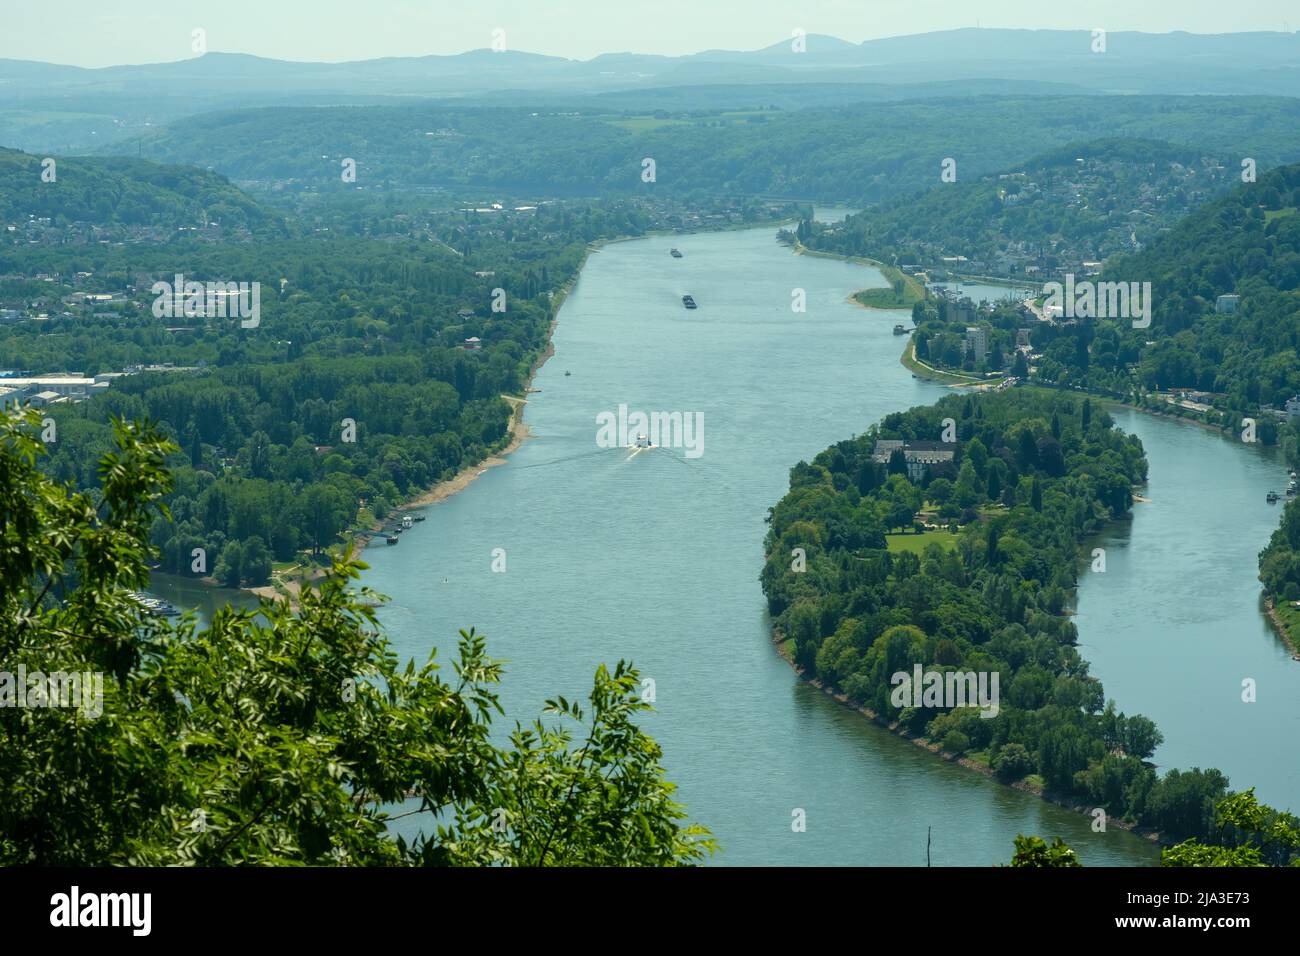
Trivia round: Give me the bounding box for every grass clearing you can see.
[885,529,958,554]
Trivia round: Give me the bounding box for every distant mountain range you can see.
[3,30,1300,153]
[5,29,1300,98]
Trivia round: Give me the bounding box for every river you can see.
[349,227,1159,865]
[1077,408,1300,811]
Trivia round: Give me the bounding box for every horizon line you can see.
[4,25,1298,73]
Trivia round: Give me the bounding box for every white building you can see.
[964,326,988,363]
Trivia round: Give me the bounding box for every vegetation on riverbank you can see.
[1014,788,1300,866]
[781,227,927,310]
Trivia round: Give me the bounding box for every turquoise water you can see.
[1077,409,1300,814]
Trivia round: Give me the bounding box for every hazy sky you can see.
[3,0,1297,67]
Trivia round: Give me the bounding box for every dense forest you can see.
[104,96,1300,204]
[0,155,608,587]
[762,388,1241,843]
[6,236,575,585]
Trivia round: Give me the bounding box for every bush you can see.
[994,742,1034,781]
[941,730,971,755]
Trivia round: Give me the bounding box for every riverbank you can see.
[788,239,926,311]
[769,631,1162,845]
[247,274,578,606]
[1263,597,1300,661]
[900,338,1000,388]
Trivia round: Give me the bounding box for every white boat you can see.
[632,433,654,449]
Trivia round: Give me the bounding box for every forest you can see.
[103,96,1300,204]
[0,146,287,236]
[1,165,598,586]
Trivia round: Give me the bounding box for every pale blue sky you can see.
[3,0,1296,67]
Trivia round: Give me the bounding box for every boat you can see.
[682,294,697,310]
[670,248,683,258]
[128,591,180,617]
[564,371,571,376]
[632,433,653,449]
[893,324,908,335]
[412,514,426,522]
[386,535,399,545]
[1268,492,1280,503]
[401,515,413,529]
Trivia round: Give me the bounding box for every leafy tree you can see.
[993,742,1034,781]
[1007,835,1081,867]
[214,540,243,588]
[1163,788,1300,867]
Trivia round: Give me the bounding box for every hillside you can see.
[0,147,287,238]
[1072,161,1300,405]
[96,96,1300,205]
[803,138,1243,276]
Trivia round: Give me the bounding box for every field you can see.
[885,529,958,554]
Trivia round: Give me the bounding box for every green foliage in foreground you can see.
[1012,789,1300,867]
[1007,835,1081,867]
[0,409,713,865]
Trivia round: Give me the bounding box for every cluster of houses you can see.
[891,155,1232,284]
[3,216,235,247]
[0,365,198,411]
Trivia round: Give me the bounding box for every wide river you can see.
[152,224,1297,865]
[359,225,1163,867]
